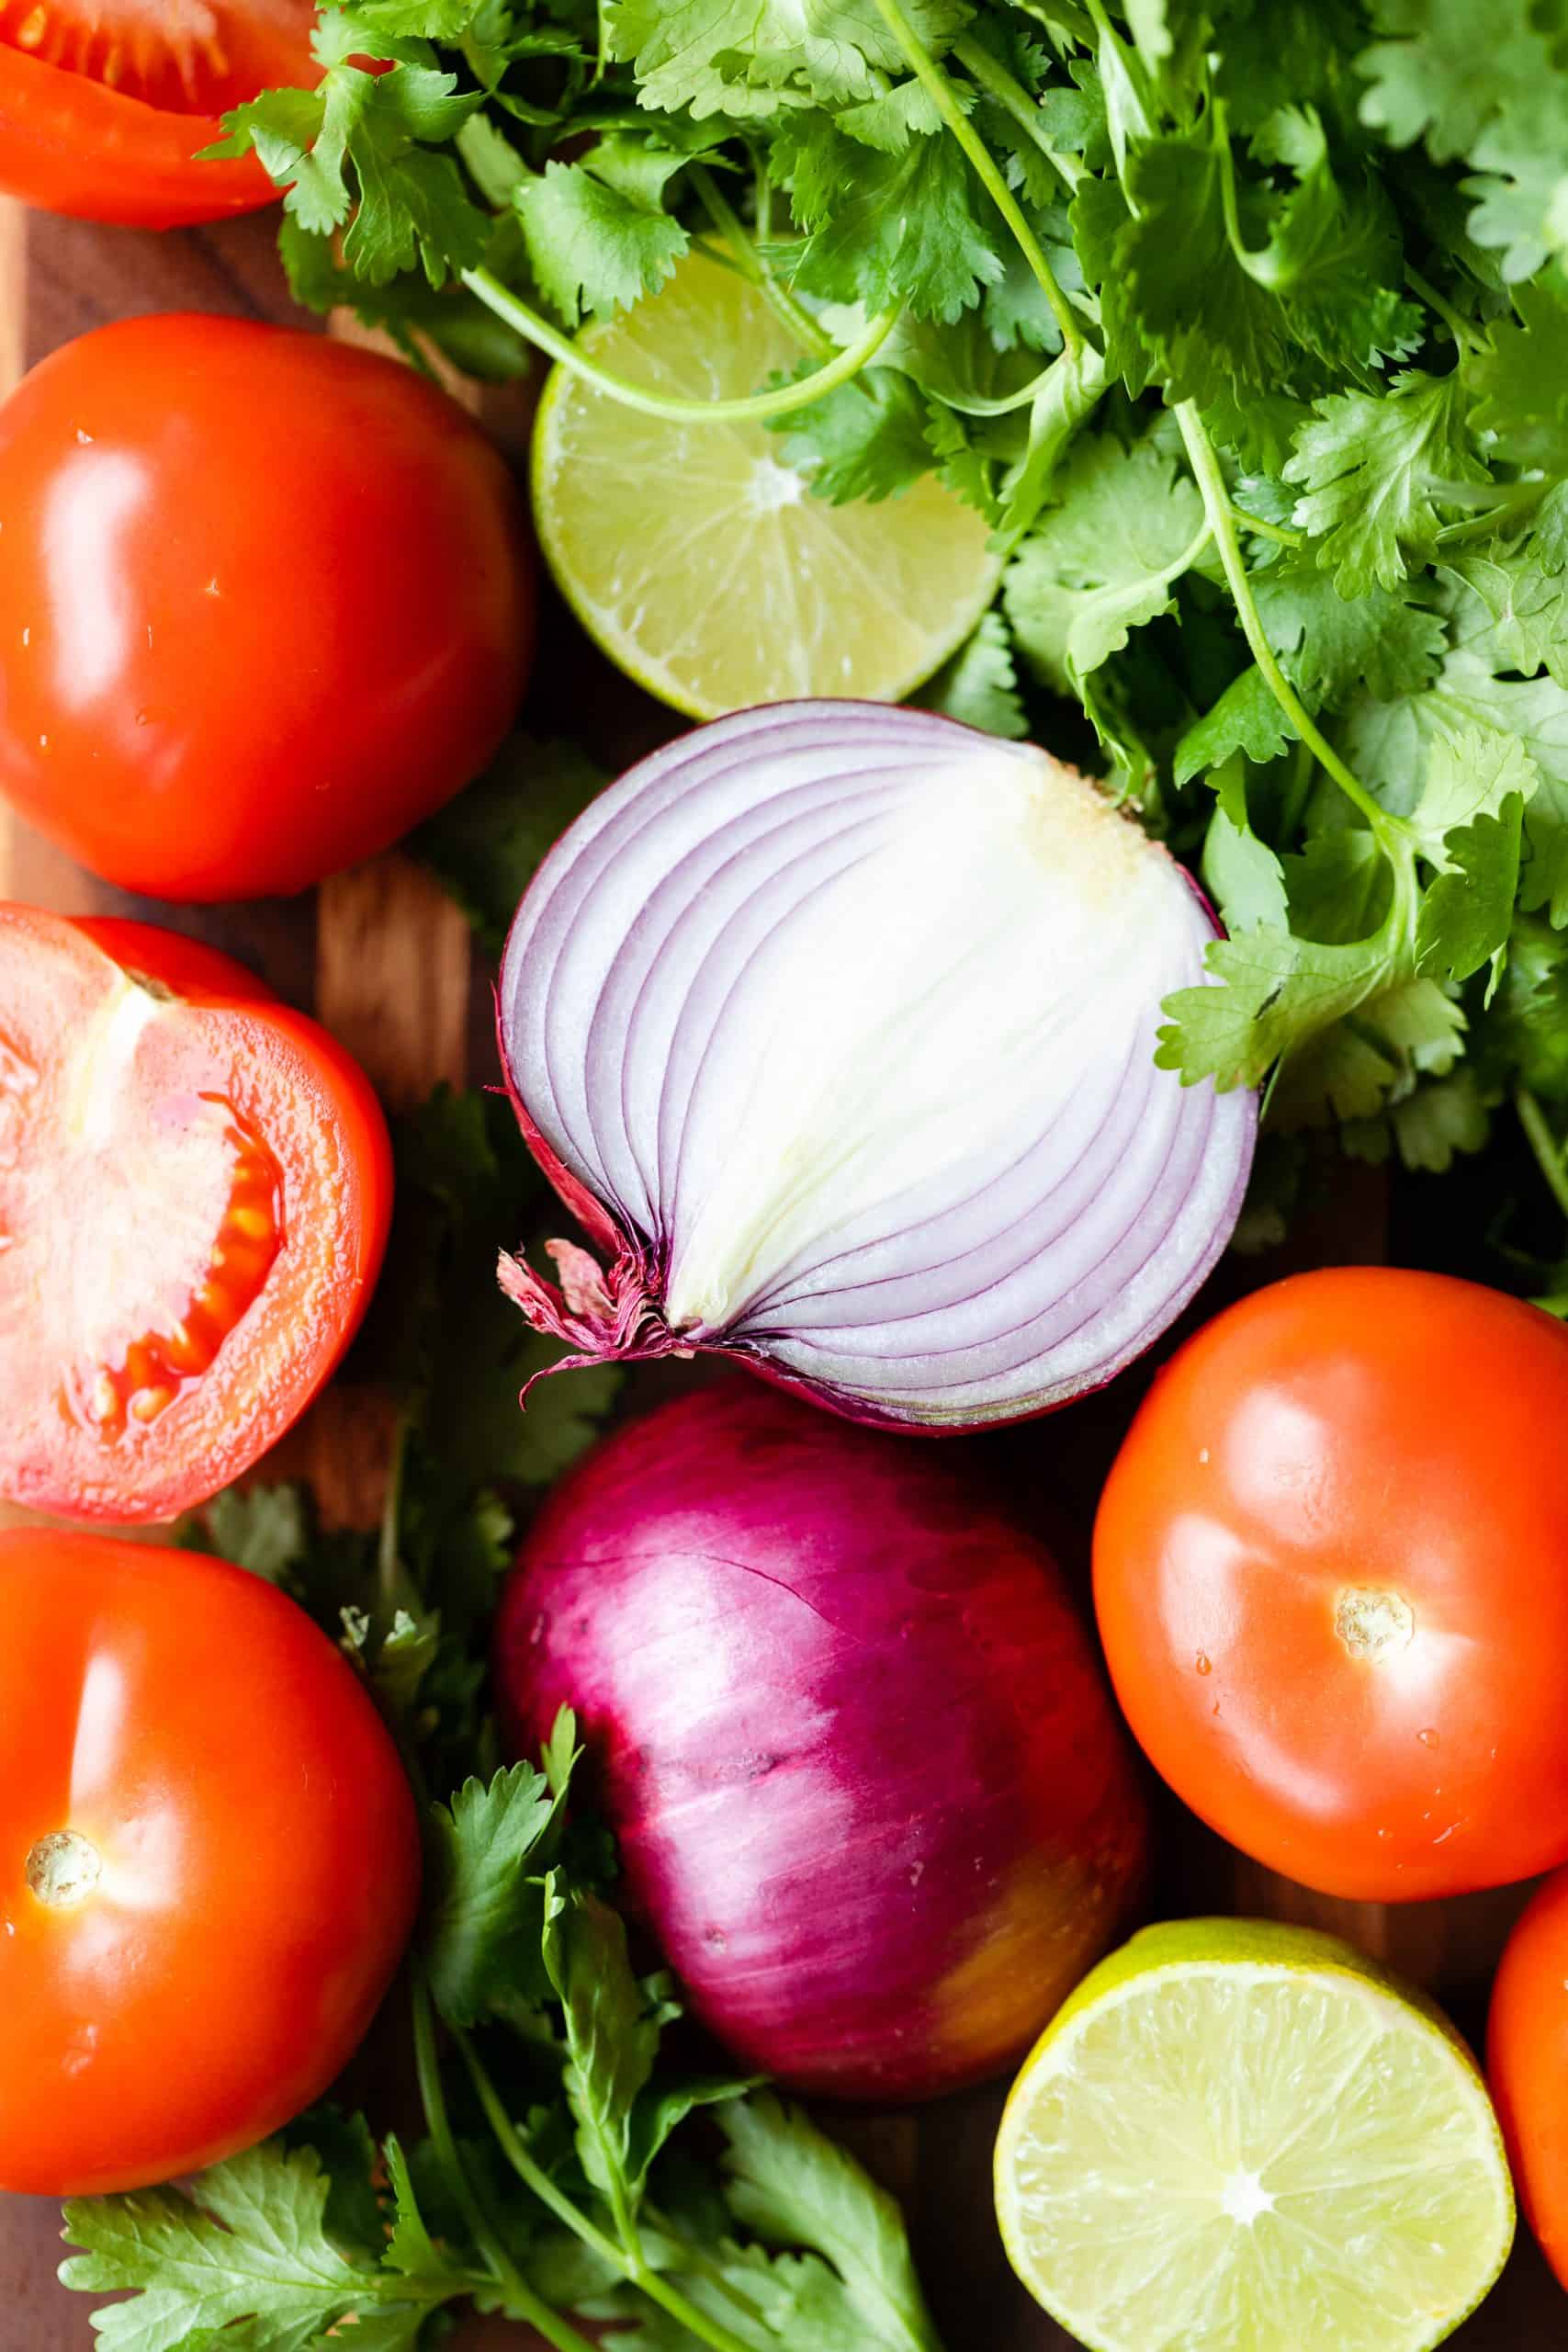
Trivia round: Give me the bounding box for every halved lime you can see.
[995,1918,1513,2352]
[530,255,1002,718]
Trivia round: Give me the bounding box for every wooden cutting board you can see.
[0,196,1560,2348]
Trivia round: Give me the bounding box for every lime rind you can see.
[530,256,1003,719]
[995,1919,1514,2352]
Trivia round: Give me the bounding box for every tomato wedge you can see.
[0,0,318,228]
[0,906,391,1523]
[0,1528,421,2196]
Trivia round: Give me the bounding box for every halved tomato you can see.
[0,905,391,1522]
[0,0,319,228]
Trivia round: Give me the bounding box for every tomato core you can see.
[24,1829,100,1906]
[0,0,314,114]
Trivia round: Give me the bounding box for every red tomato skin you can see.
[1489,1870,1568,2289]
[0,49,277,228]
[0,1531,421,2196]
[0,905,393,1523]
[0,313,536,899]
[1093,1267,1568,1904]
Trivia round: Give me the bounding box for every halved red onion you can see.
[496,701,1255,1430]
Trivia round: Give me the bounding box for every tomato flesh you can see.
[0,906,392,1522]
[1,0,315,113]
[0,1529,421,2196]
[1094,1266,1568,1903]
[0,0,316,226]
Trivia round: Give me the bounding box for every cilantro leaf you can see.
[607,0,968,117]
[413,734,608,957]
[720,2098,944,2352]
[1252,558,1447,707]
[1283,370,1489,594]
[784,132,1006,323]
[1349,656,1568,923]
[1443,541,1568,690]
[1175,669,1295,786]
[1003,425,1207,695]
[1469,284,1568,471]
[517,160,689,323]
[546,1892,679,2217]
[425,1748,573,2025]
[917,610,1029,736]
[216,43,489,288]
[1417,795,1528,989]
[180,1485,311,1588]
[1157,917,1408,1102]
[1358,0,1568,279]
[1200,763,1291,935]
[60,2143,433,2352]
[768,366,936,503]
[1408,722,1542,864]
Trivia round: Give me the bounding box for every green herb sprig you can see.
[218,2,1568,1256]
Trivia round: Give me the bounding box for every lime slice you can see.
[531,255,1003,718]
[995,1918,1513,2352]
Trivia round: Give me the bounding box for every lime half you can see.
[995,1918,1513,2352]
[531,255,1002,718]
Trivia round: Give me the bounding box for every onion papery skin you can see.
[497,701,1255,1431]
[493,1382,1150,2102]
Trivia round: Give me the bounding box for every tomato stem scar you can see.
[25,1829,102,1906]
[1336,1589,1416,1663]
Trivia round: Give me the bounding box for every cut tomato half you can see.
[0,0,319,228]
[0,905,391,1522]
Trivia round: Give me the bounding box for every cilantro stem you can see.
[951,36,1084,193]
[378,1417,408,1613]
[691,164,836,359]
[410,1970,594,2352]
[1517,1088,1568,1224]
[1229,505,1304,549]
[1435,480,1550,547]
[863,0,1085,356]
[1174,401,1408,847]
[461,266,897,421]
[942,356,1077,417]
[454,2027,761,2352]
[1404,266,1485,357]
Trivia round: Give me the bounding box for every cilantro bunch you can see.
[61,1088,947,2352]
[221,0,1568,1252]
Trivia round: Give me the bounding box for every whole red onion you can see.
[494,1383,1148,2101]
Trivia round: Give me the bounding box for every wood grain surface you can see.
[0,194,1562,2348]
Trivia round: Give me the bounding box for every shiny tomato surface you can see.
[0,904,391,1521]
[1094,1267,1568,1903]
[0,1528,421,2196]
[0,313,535,899]
[0,0,318,227]
[1488,1869,1568,2289]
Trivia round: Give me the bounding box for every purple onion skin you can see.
[494,1381,1150,2102]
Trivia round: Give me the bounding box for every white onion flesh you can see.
[499,702,1255,1430]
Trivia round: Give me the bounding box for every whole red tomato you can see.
[0,313,535,899]
[1094,1267,1568,1903]
[0,1529,421,2196]
[1488,1869,1568,2289]
[0,2,317,227]
[0,903,392,1522]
